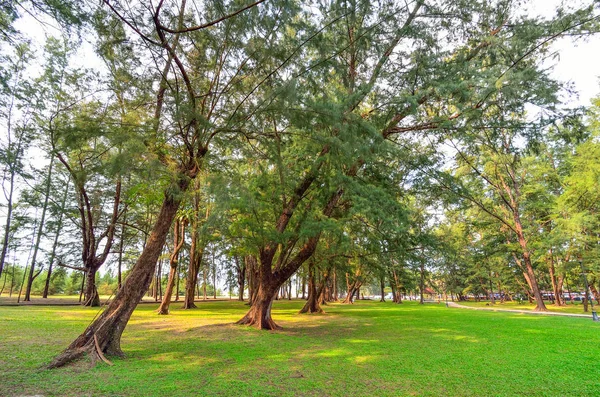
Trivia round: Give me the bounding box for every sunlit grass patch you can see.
[1,300,599,396]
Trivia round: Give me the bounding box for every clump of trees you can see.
[1,0,599,369]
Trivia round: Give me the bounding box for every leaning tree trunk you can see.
[48,178,188,369]
[343,281,361,304]
[158,219,185,315]
[522,251,547,311]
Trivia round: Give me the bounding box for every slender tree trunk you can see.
[48,178,188,368]
[332,267,337,301]
[175,260,180,301]
[488,270,495,304]
[202,268,207,300]
[419,261,425,305]
[9,263,16,296]
[246,255,258,305]
[183,218,200,309]
[155,257,163,302]
[548,252,563,306]
[213,251,217,299]
[158,265,178,315]
[43,177,69,298]
[0,265,8,295]
[79,273,85,303]
[158,219,185,314]
[379,276,386,302]
[117,206,128,290]
[235,256,246,301]
[301,276,306,299]
[24,157,54,301]
[0,155,19,280]
[557,273,565,304]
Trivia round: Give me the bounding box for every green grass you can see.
[1,300,599,396]
[457,300,596,314]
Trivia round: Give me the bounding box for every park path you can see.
[447,301,593,318]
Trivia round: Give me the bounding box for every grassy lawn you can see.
[1,300,599,396]
[456,300,596,315]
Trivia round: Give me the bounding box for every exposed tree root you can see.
[236,316,282,330]
[94,335,113,366]
[235,308,282,330]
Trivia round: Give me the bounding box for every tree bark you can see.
[24,157,54,301]
[117,206,128,290]
[548,251,564,306]
[43,176,69,298]
[419,260,425,304]
[236,281,281,330]
[183,218,200,308]
[246,255,258,305]
[83,268,101,307]
[158,219,185,314]
[299,261,323,314]
[235,256,246,301]
[48,176,189,368]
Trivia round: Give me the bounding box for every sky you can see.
[516,0,600,106]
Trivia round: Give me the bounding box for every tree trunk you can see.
[0,151,18,280]
[117,205,128,291]
[48,179,187,369]
[548,252,564,306]
[24,157,54,301]
[183,219,201,309]
[511,207,547,311]
[175,260,180,301]
[332,267,337,301]
[419,261,425,304]
[83,267,101,307]
[379,276,386,302]
[589,283,600,305]
[343,281,361,304]
[236,256,246,301]
[299,261,323,314]
[212,251,217,299]
[522,251,546,311]
[238,189,343,328]
[236,282,280,330]
[43,177,69,298]
[158,264,178,315]
[488,270,495,304]
[301,276,306,299]
[557,273,565,304]
[246,255,258,305]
